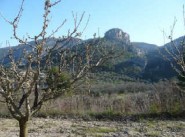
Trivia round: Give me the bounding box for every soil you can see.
[0,118,185,137]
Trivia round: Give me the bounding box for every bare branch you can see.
[0,12,11,24]
[48,19,67,38]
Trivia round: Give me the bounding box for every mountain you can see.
[104,28,130,44]
[102,31,179,81]
[0,37,81,64]
[0,47,10,61]
[0,28,182,82]
[138,36,185,81]
[132,42,158,54]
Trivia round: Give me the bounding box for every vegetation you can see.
[0,80,184,120]
[0,0,185,137]
[0,0,120,137]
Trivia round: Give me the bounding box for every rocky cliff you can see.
[104,28,130,44]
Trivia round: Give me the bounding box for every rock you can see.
[104,28,130,44]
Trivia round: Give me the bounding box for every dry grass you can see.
[0,81,184,119]
[36,81,185,118]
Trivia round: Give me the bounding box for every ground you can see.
[0,118,185,137]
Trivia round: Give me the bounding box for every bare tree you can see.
[0,0,122,137]
[161,6,185,89]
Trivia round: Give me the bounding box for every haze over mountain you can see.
[0,28,182,82]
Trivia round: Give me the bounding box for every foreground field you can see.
[0,118,185,137]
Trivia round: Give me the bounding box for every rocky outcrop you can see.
[104,28,130,44]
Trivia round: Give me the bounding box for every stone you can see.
[104,28,130,44]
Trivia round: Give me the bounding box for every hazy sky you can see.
[0,0,184,47]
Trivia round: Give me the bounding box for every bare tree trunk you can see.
[19,118,28,137]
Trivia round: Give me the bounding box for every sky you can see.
[0,0,185,47]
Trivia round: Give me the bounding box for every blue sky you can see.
[0,0,184,47]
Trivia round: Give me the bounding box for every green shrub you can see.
[170,102,181,114]
[46,67,71,90]
[149,103,161,114]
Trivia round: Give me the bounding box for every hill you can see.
[0,28,181,82]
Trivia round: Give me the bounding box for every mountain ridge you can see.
[0,28,182,82]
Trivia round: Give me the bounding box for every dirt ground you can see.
[0,118,185,137]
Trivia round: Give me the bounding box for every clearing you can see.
[0,118,185,137]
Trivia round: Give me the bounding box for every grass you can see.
[167,124,185,132]
[145,131,161,137]
[87,127,117,133]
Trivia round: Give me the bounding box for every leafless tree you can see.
[161,6,185,89]
[0,0,122,137]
